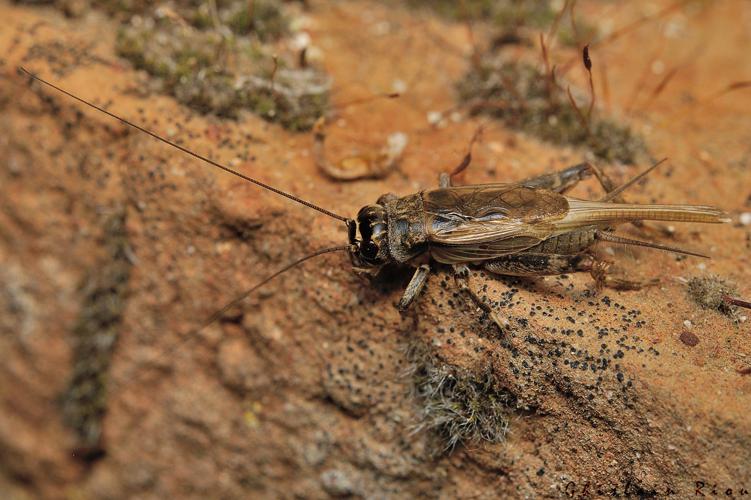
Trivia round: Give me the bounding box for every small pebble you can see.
[427,111,443,125]
[679,331,699,347]
[392,79,407,94]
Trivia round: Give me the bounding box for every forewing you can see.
[430,236,543,263]
[424,184,568,241]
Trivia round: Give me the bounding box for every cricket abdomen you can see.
[524,229,597,255]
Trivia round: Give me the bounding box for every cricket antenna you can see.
[115,244,351,386]
[198,245,351,331]
[18,67,351,225]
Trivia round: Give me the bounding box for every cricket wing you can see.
[422,184,570,263]
[430,236,544,263]
[556,199,730,230]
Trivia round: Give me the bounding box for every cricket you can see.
[20,68,729,327]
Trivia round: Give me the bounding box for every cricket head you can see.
[348,204,390,268]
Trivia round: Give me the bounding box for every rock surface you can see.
[1,1,750,498]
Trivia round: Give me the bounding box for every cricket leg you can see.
[519,162,656,231]
[588,260,659,291]
[484,253,659,291]
[452,264,506,328]
[484,253,595,276]
[519,162,619,195]
[397,264,431,311]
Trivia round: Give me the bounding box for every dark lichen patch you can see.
[21,39,107,78]
[115,4,329,130]
[457,57,647,163]
[686,275,739,318]
[458,272,651,408]
[61,211,131,460]
[408,343,513,454]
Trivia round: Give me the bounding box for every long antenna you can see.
[18,67,351,224]
[116,245,350,387]
[198,245,350,331]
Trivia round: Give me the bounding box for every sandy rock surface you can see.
[1,1,750,498]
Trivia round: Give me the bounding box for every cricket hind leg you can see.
[439,154,471,188]
[437,132,620,194]
[520,162,654,231]
[397,264,431,311]
[588,260,659,291]
[483,253,659,291]
[484,253,595,276]
[519,162,618,195]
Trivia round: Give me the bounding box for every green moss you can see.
[404,0,497,20]
[116,20,224,85]
[24,0,324,130]
[173,70,239,116]
[239,68,330,131]
[88,0,154,17]
[225,0,287,40]
[457,58,647,163]
[115,11,328,130]
[62,211,131,460]
[405,0,551,27]
[687,275,739,318]
[490,1,555,32]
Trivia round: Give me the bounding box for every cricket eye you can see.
[361,241,379,260]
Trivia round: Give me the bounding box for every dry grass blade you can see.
[583,44,595,119]
[566,85,589,133]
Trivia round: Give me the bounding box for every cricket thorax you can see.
[383,193,429,263]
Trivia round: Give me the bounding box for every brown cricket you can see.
[20,68,730,329]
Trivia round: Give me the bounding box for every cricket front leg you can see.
[397,264,431,311]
